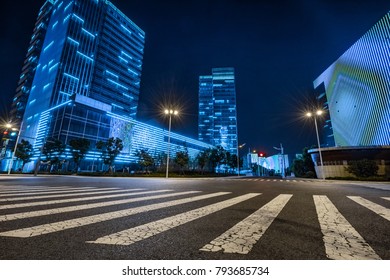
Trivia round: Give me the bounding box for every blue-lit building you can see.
[310,11,390,179]
[3,0,212,172]
[198,68,238,156]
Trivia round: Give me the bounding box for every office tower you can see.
[5,0,212,172]
[313,11,390,147]
[16,0,144,160]
[10,0,54,122]
[198,67,238,155]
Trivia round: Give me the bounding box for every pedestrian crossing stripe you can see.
[313,195,381,260]
[0,186,98,194]
[0,190,176,222]
[348,196,390,221]
[200,194,292,254]
[0,191,230,238]
[87,193,260,246]
[0,188,146,210]
[0,188,133,203]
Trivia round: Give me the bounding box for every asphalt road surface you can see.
[0,175,389,260]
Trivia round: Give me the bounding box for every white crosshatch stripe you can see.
[0,188,128,202]
[0,189,145,210]
[0,192,229,238]
[88,193,261,246]
[0,187,112,198]
[0,190,176,222]
[347,196,390,221]
[0,186,97,194]
[313,195,380,260]
[200,194,292,254]
[382,197,390,202]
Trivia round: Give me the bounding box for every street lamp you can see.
[306,110,325,180]
[237,143,246,176]
[7,121,23,175]
[164,109,178,179]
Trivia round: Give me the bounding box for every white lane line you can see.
[0,189,144,210]
[313,195,380,260]
[0,187,115,198]
[88,193,261,246]
[0,188,126,202]
[0,192,229,238]
[0,186,97,194]
[200,194,292,254]
[348,196,390,221]
[0,190,180,222]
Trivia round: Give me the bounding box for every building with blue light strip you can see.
[4,0,213,172]
[198,68,238,156]
[310,11,390,179]
[313,11,390,147]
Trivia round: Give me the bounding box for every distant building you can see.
[198,67,238,155]
[311,11,390,179]
[2,0,212,172]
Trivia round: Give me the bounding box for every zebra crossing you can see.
[197,177,318,183]
[0,185,389,259]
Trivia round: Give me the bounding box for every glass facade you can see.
[8,0,212,172]
[198,68,238,155]
[10,1,54,122]
[313,11,390,147]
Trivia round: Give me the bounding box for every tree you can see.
[96,137,123,174]
[209,146,226,172]
[291,146,316,178]
[135,149,155,172]
[174,149,189,174]
[346,159,378,178]
[196,150,209,174]
[69,138,90,173]
[42,138,65,172]
[228,153,238,172]
[14,139,34,170]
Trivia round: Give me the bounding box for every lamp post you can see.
[237,143,246,176]
[306,110,325,180]
[5,121,23,175]
[164,109,178,179]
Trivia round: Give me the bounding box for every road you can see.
[0,175,389,260]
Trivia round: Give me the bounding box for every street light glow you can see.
[306,112,312,117]
[316,110,323,116]
[164,109,169,114]
[5,123,12,128]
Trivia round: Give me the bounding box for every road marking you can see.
[347,196,390,221]
[0,192,229,238]
[200,194,292,254]
[0,188,127,202]
[0,190,175,221]
[313,195,380,260]
[0,189,145,210]
[0,187,110,198]
[0,186,97,194]
[382,197,390,202]
[88,193,260,246]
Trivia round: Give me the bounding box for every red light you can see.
[259,153,264,157]
[3,131,8,135]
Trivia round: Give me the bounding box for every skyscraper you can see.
[313,11,390,147]
[5,0,212,172]
[15,0,143,153]
[10,1,54,122]
[198,67,238,155]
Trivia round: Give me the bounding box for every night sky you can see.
[1,0,389,155]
